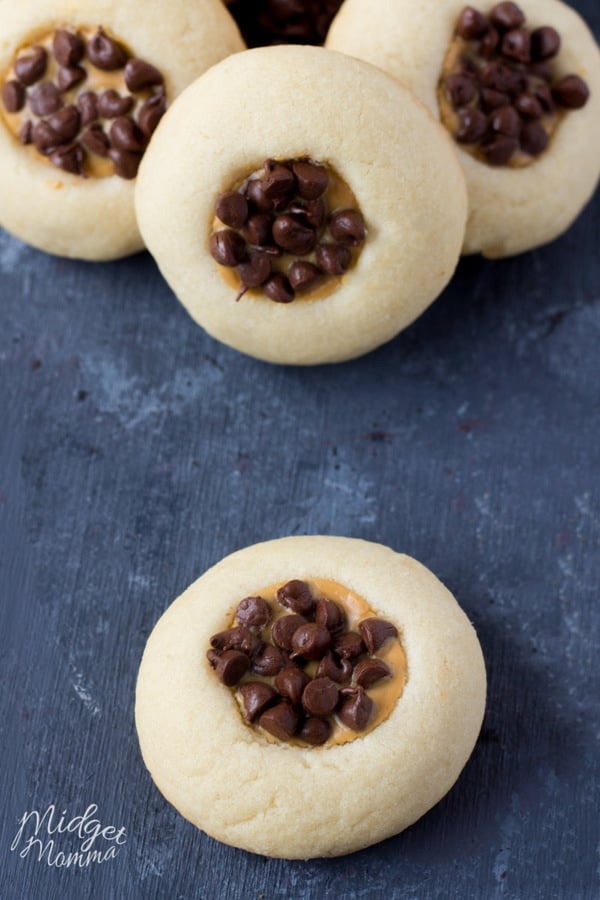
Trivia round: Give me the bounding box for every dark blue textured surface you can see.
[1,5,599,897]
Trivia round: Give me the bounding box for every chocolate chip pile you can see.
[207,580,399,746]
[1,27,166,178]
[227,0,343,48]
[441,3,590,166]
[210,158,366,303]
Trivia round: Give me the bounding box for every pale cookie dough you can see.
[135,536,486,858]
[327,0,600,257]
[0,0,244,260]
[135,46,467,365]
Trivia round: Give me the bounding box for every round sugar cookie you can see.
[135,46,467,365]
[0,0,244,260]
[327,0,600,257]
[135,536,487,858]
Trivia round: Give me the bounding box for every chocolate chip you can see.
[32,121,61,155]
[338,686,374,731]
[237,254,271,290]
[314,598,345,634]
[210,625,255,654]
[57,65,87,92]
[481,61,519,94]
[315,243,351,276]
[137,92,166,137]
[483,136,518,165]
[291,623,331,661]
[481,89,510,111]
[552,75,590,110]
[97,90,134,119]
[501,28,530,63]
[15,47,47,87]
[276,580,314,616]
[212,649,250,686]
[530,26,560,61]
[354,658,391,689]
[271,614,307,651]
[87,28,128,71]
[490,2,525,31]
[53,30,85,67]
[112,147,141,182]
[479,27,500,59]
[456,107,488,143]
[209,230,247,267]
[251,643,286,676]
[315,651,352,684]
[238,682,277,722]
[288,260,322,292]
[272,215,317,255]
[77,91,98,126]
[245,178,274,212]
[52,140,88,175]
[332,631,364,660]
[236,595,271,628]
[215,191,249,229]
[109,116,146,153]
[47,106,81,143]
[259,702,299,741]
[2,80,25,113]
[288,197,326,229]
[259,244,283,258]
[446,73,478,108]
[274,666,310,705]
[460,56,479,77]
[19,120,32,144]
[262,160,295,203]
[81,124,110,158]
[206,649,220,668]
[242,212,273,246]
[534,84,555,113]
[358,618,398,654]
[124,58,164,92]
[515,94,543,119]
[490,105,521,137]
[302,677,338,717]
[519,121,548,156]
[292,160,329,200]
[328,209,366,247]
[29,82,63,116]
[298,717,332,746]
[456,7,488,39]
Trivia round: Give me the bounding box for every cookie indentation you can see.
[210,158,366,303]
[438,3,590,167]
[207,577,407,747]
[1,26,167,178]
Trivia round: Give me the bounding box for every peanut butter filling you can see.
[1,26,167,179]
[209,158,366,303]
[207,577,407,748]
[438,4,590,168]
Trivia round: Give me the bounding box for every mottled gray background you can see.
[1,5,599,897]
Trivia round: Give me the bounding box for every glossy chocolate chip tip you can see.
[207,580,404,747]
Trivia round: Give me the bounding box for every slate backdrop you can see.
[1,6,599,897]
